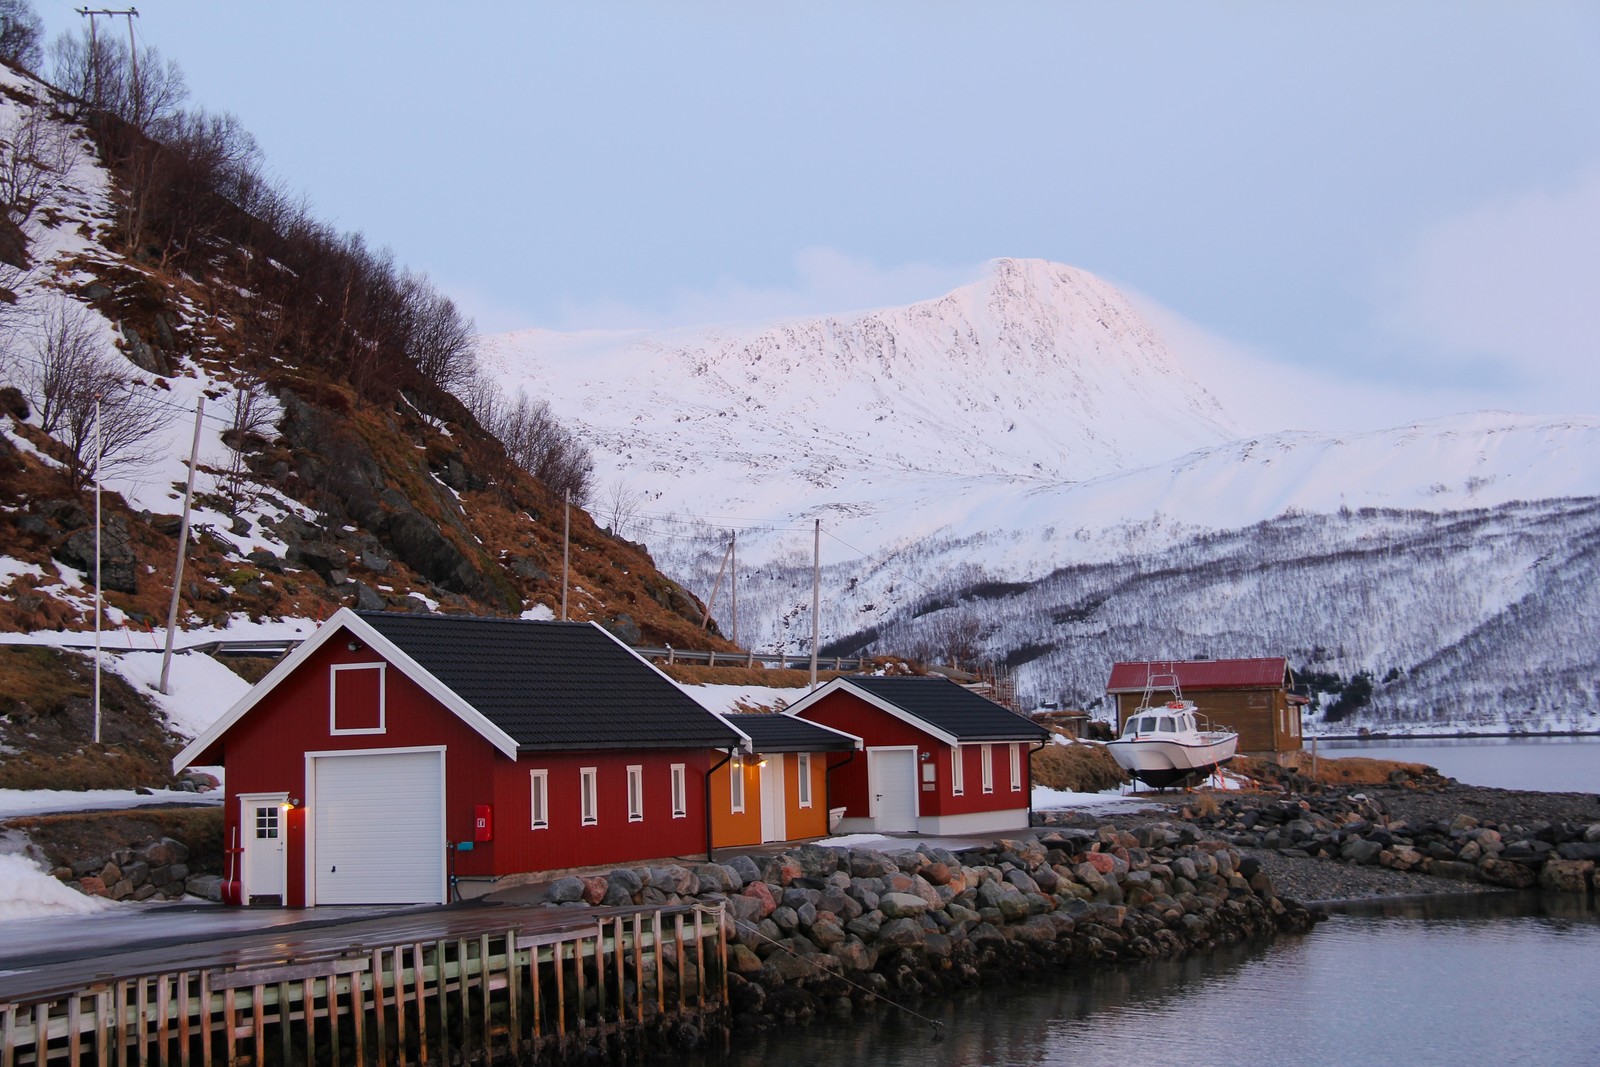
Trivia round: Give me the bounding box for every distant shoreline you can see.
[1309,730,1600,742]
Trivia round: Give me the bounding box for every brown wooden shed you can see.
[1106,658,1304,755]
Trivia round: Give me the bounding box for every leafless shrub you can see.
[0,102,76,225]
[600,477,647,539]
[24,301,165,488]
[479,387,594,505]
[50,30,187,129]
[214,374,275,515]
[399,271,476,393]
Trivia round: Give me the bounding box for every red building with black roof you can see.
[173,608,741,906]
[785,676,1048,835]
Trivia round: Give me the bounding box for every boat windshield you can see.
[1122,716,1156,738]
[1157,716,1175,732]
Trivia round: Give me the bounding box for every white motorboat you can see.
[1106,676,1238,789]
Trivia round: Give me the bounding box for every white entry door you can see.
[239,793,288,904]
[310,748,446,905]
[759,756,787,843]
[868,748,918,832]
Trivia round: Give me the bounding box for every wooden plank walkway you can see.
[0,901,728,1065]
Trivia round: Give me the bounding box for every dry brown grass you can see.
[1031,738,1128,793]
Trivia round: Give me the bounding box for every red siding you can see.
[217,641,500,906]
[491,749,713,872]
[796,690,1029,820]
[213,638,715,903]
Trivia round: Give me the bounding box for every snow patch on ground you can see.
[1031,786,1167,812]
[99,651,255,738]
[0,853,113,923]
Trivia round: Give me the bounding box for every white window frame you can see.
[950,746,965,796]
[670,763,687,818]
[529,769,549,830]
[579,767,598,826]
[730,754,745,814]
[627,765,644,823]
[1009,743,1023,792]
[981,743,994,794]
[329,662,386,735]
[797,752,812,808]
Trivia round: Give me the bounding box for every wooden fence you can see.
[639,647,864,671]
[0,902,727,1066]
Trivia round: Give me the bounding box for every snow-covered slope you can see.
[479,259,1240,526]
[479,262,1600,731]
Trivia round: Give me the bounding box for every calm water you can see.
[669,739,1600,1067]
[673,894,1600,1067]
[1315,735,1600,792]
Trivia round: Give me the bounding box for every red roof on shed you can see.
[1106,658,1289,693]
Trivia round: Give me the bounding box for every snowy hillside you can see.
[479,264,1600,731]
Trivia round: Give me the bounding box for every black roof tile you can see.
[843,676,1048,742]
[725,713,856,753]
[358,612,740,751]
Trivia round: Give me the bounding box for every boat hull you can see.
[1106,735,1238,789]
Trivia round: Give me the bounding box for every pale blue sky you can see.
[29,1,1600,422]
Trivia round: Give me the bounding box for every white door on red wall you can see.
[867,748,917,832]
[239,793,288,904]
[759,756,786,843]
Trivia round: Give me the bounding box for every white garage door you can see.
[868,748,918,832]
[312,749,446,905]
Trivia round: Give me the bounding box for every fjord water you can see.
[677,738,1600,1067]
[1317,735,1600,792]
[683,894,1600,1067]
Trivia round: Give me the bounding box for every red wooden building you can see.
[172,609,740,906]
[785,676,1048,836]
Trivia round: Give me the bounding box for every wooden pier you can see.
[0,901,728,1066]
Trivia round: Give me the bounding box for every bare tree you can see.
[0,101,77,226]
[50,30,186,129]
[600,477,646,538]
[25,301,165,488]
[400,271,476,393]
[490,389,594,505]
[213,374,275,516]
[0,0,43,72]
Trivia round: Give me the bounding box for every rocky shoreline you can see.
[533,823,1317,1032]
[524,779,1598,1035]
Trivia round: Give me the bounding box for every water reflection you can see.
[671,894,1600,1067]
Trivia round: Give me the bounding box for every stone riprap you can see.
[50,836,222,902]
[1183,788,1600,895]
[543,827,1316,1027]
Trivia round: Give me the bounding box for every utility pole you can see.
[75,8,138,112]
[560,489,570,621]
[702,536,732,632]
[809,519,820,691]
[730,531,738,647]
[92,391,103,745]
[160,397,204,695]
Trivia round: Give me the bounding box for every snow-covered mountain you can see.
[480,261,1600,730]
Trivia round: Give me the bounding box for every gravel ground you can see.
[1043,782,1600,907]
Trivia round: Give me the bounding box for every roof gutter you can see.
[1026,737,1049,829]
[705,748,736,863]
